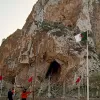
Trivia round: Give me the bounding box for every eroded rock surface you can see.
[0,0,100,98]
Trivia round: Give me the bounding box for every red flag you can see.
[0,76,3,80]
[28,76,33,82]
[76,76,81,84]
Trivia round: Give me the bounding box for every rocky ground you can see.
[0,96,100,100]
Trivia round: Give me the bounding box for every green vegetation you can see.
[34,20,74,37]
[35,20,73,32]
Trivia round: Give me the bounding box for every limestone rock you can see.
[0,0,100,98]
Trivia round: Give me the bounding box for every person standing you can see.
[8,89,13,100]
[21,89,32,100]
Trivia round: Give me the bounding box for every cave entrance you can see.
[45,60,61,80]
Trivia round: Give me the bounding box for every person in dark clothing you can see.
[8,89,13,100]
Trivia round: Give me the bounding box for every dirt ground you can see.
[0,96,100,100]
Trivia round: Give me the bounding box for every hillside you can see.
[0,0,100,99]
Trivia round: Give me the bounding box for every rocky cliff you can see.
[0,0,100,98]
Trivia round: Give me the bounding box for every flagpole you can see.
[78,81,80,100]
[48,75,51,98]
[0,81,2,97]
[82,71,84,96]
[62,79,66,99]
[32,55,37,100]
[32,51,37,100]
[32,35,39,100]
[0,80,2,97]
[87,30,89,100]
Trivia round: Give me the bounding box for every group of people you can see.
[8,88,32,100]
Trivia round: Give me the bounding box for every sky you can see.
[0,0,38,45]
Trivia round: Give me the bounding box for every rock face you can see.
[92,2,100,54]
[0,29,22,82]
[0,0,100,98]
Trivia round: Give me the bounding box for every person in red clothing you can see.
[21,89,32,100]
[12,88,15,99]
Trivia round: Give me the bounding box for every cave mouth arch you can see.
[45,60,61,79]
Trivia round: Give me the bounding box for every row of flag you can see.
[29,76,81,84]
[0,75,81,83]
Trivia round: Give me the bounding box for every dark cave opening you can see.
[45,60,61,79]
